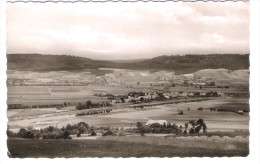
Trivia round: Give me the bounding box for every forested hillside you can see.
[7,54,249,74]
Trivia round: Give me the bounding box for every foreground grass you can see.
[169,131,250,138]
[7,138,248,158]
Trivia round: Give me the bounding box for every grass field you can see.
[7,85,157,106]
[7,84,249,107]
[7,137,249,158]
[7,98,249,133]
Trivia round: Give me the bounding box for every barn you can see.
[145,120,168,126]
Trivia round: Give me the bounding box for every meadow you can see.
[7,98,249,133]
[7,135,249,158]
[7,85,156,106]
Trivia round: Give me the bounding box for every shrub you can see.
[70,129,79,135]
[102,130,115,136]
[90,131,97,136]
[46,126,55,132]
[150,123,161,128]
[197,119,204,126]
[194,126,201,133]
[189,128,195,134]
[7,130,17,138]
[18,128,27,138]
[118,132,125,136]
[62,130,71,139]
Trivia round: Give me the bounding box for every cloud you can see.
[7,2,249,60]
[198,16,229,24]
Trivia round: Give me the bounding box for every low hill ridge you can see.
[7,54,249,74]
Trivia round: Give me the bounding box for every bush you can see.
[150,123,161,128]
[90,131,97,136]
[62,130,71,139]
[70,129,79,135]
[17,128,35,139]
[189,128,195,134]
[14,122,92,140]
[46,126,55,132]
[102,130,115,136]
[118,132,125,136]
[7,130,17,138]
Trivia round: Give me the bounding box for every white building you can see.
[145,120,168,126]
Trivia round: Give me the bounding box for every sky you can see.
[7,1,249,60]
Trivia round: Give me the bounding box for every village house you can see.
[137,95,150,101]
[193,82,207,86]
[199,92,207,96]
[163,93,171,99]
[145,120,169,126]
[178,92,188,98]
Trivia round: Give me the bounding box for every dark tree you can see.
[150,123,161,128]
[189,120,197,128]
[136,122,143,129]
[140,97,144,102]
[7,130,16,138]
[202,123,207,133]
[91,131,97,136]
[86,100,92,108]
[46,126,55,132]
[189,128,195,134]
[197,119,204,126]
[102,130,114,136]
[209,81,215,86]
[77,122,89,129]
[185,122,189,129]
[18,128,27,138]
[163,122,167,128]
[63,130,71,139]
[194,126,201,133]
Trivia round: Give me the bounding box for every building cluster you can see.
[94,90,223,105]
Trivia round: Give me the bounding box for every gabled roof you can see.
[145,120,168,126]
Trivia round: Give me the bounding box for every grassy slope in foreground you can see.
[7,54,249,75]
[8,137,249,158]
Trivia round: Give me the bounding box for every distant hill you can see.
[193,69,249,85]
[7,54,249,74]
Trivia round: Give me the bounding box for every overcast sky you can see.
[7,2,249,60]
